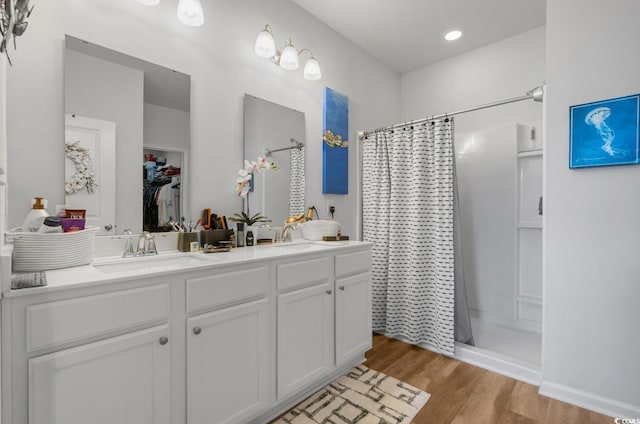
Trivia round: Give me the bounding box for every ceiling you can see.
[291,0,546,74]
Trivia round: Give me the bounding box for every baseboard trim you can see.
[539,380,640,419]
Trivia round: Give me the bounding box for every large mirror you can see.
[64,35,190,235]
[243,94,306,227]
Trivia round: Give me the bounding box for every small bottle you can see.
[38,216,63,233]
[246,230,254,246]
[230,231,237,248]
[21,197,50,232]
[236,223,245,247]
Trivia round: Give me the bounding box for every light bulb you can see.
[255,27,276,58]
[444,29,463,41]
[177,0,204,27]
[136,0,160,5]
[303,57,321,81]
[279,42,299,70]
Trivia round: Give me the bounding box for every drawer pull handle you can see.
[326,290,332,295]
[193,327,202,335]
[159,336,169,345]
[339,286,345,291]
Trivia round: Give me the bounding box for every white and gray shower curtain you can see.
[289,146,305,216]
[362,119,456,355]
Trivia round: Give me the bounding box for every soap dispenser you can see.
[21,197,50,232]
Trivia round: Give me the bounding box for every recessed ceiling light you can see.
[444,29,463,41]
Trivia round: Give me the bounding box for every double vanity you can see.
[1,240,372,424]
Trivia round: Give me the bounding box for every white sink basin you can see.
[93,254,209,273]
[272,241,314,250]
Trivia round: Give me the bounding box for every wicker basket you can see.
[7,226,100,272]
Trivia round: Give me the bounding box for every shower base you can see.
[453,316,542,385]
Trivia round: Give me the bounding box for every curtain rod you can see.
[264,139,305,157]
[358,85,544,140]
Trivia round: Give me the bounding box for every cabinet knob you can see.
[339,286,345,291]
[193,327,202,335]
[159,336,169,345]
[104,224,113,231]
[326,289,332,295]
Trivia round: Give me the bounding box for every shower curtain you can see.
[289,147,305,216]
[362,118,473,355]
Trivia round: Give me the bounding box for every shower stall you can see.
[453,119,543,384]
[359,86,544,384]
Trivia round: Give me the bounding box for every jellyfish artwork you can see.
[585,107,616,156]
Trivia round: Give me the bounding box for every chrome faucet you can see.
[122,229,136,258]
[280,223,298,243]
[136,231,158,256]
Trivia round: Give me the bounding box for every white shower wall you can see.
[456,122,543,329]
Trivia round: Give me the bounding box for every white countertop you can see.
[4,240,371,298]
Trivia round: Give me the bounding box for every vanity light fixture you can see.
[135,0,204,27]
[254,24,322,81]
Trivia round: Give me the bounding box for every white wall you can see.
[401,27,545,323]
[65,49,144,233]
[144,103,190,153]
[0,58,7,239]
[542,0,640,416]
[401,26,545,133]
[5,0,400,238]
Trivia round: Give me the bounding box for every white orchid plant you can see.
[230,157,277,226]
[235,157,277,197]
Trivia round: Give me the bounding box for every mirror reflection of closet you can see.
[143,147,185,232]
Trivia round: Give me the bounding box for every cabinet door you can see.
[29,325,170,424]
[336,273,372,366]
[187,299,270,424]
[277,281,334,400]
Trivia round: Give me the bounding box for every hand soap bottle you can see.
[21,197,50,232]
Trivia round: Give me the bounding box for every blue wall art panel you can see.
[570,94,640,168]
[323,87,349,194]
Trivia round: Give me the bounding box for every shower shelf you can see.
[517,150,543,158]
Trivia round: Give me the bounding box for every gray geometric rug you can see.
[273,365,430,424]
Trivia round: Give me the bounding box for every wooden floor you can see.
[364,334,612,424]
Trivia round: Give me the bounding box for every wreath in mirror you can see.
[1,0,34,65]
[65,141,97,194]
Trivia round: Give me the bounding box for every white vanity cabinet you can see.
[276,278,334,399]
[335,250,373,367]
[29,325,171,424]
[185,266,272,424]
[1,243,372,424]
[2,281,173,424]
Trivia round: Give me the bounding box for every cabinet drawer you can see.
[27,284,169,352]
[186,266,269,313]
[277,257,331,291]
[335,250,371,278]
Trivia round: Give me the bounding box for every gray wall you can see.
[542,0,640,415]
